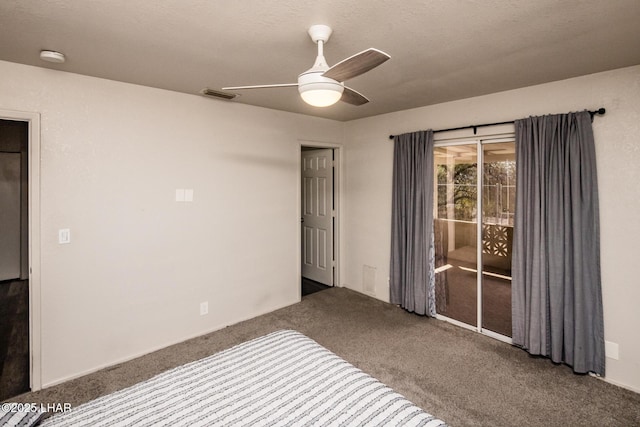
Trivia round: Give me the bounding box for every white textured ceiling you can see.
[1,0,639,121]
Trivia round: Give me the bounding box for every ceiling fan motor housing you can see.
[298,70,344,107]
[308,24,333,43]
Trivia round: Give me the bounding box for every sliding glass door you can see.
[481,142,515,337]
[434,138,515,341]
[434,144,478,327]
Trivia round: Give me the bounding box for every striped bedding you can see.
[41,330,447,426]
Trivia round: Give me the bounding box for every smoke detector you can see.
[40,50,66,63]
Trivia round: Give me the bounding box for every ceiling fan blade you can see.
[323,48,390,82]
[341,86,369,106]
[222,83,298,90]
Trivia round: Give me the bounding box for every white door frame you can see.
[298,140,343,298]
[301,148,334,285]
[0,109,42,391]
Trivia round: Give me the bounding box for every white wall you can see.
[0,60,343,387]
[3,57,639,394]
[343,65,640,393]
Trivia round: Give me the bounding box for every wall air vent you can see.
[200,88,238,100]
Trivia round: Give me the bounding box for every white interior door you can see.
[0,152,21,281]
[301,148,334,285]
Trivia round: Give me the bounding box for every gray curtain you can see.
[390,130,436,316]
[512,111,605,375]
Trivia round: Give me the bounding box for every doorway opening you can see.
[0,110,41,396]
[300,144,340,297]
[0,119,29,399]
[433,135,515,343]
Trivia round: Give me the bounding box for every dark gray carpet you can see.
[10,288,640,426]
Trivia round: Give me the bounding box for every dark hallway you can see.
[0,119,30,400]
[301,277,331,297]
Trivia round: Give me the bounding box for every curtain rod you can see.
[388,107,606,140]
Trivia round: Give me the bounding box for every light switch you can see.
[58,229,71,244]
[175,189,185,202]
[185,189,194,202]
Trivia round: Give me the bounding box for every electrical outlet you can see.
[200,301,208,316]
[58,229,71,244]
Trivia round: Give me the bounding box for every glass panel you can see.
[481,142,515,337]
[434,144,478,327]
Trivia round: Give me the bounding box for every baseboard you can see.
[593,374,640,394]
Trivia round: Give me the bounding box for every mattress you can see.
[40,330,447,426]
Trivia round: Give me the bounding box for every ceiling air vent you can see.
[200,88,238,100]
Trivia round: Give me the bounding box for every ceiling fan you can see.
[222,24,390,108]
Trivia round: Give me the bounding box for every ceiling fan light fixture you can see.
[300,88,343,107]
[298,81,344,107]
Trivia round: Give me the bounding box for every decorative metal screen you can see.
[482,224,512,257]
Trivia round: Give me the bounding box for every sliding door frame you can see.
[433,132,514,344]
